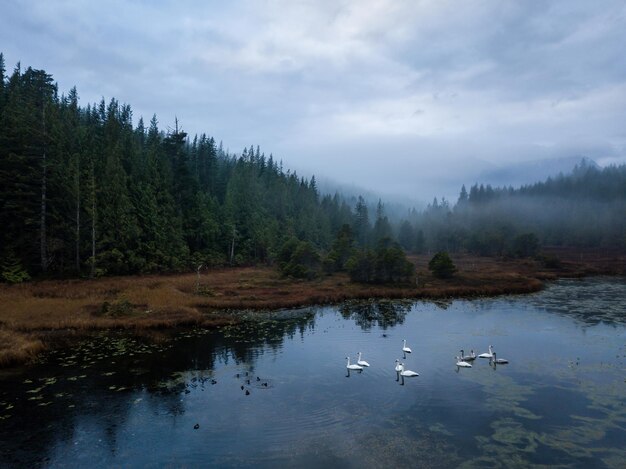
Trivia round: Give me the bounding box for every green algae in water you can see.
[428,422,454,436]
[489,418,539,452]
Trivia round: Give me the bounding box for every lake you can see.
[1,277,625,468]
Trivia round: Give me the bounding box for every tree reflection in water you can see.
[1,280,625,468]
[0,309,317,468]
[339,299,413,330]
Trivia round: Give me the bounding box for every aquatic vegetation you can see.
[0,278,624,467]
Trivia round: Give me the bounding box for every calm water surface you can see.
[1,277,625,468]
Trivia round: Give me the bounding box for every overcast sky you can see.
[2,0,625,201]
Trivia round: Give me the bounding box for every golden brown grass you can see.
[0,329,45,368]
[0,248,623,367]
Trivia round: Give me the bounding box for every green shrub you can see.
[278,238,321,279]
[347,242,414,284]
[1,254,31,284]
[1,265,31,284]
[428,251,457,278]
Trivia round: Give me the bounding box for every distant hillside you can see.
[476,156,600,189]
[396,162,626,256]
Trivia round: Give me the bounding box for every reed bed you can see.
[0,330,45,368]
[0,248,622,367]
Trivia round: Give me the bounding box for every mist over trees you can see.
[0,56,624,282]
[0,58,352,279]
[398,161,626,256]
[0,57,415,283]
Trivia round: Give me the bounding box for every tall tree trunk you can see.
[40,103,47,273]
[90,161,96,278]
[230,226,235,265]
[75,156,80,273]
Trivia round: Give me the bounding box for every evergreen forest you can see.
[400,161,626,257]
[1,56,624,282]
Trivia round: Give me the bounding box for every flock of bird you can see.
[454,344,510,367]
[345,341,509,378]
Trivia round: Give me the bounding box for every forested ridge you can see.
[398,161,626,257]
[0,55,624,282]
[0,57,358,279]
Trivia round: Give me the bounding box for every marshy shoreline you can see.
[1,248,624,369]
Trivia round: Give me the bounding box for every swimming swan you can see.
[491,352,509,364]
[346,356,363,371]
[357,352,370,367]
[456,356,472,368]
[460,349,476,362]
[478,345,494,359]
[400,363,419,377]
[402,339,412,354]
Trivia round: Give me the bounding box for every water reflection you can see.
[338,299,412,330]
[0,310,317,468]
[0,280,625,468]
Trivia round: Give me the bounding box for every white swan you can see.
[491,352,509,364]
[346,356,363,371]
[460,349,476,362]
[402,339,412,354]
[455,356,472,368]
[394,359,404,373]
[357,352,370,367]
[478,345,494,359]
[400,363,419,377]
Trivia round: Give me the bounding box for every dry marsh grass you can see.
[0,248,623,367]
[0,330,45,368]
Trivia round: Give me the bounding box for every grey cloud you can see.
[1,0,625,203]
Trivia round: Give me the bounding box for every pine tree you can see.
[353,196,370,247]
[0,65,55,275]
[398,220,415,251]
[0,53,6,113]
[324,224,356,272]
[372,199,392,245]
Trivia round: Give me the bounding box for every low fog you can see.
[389,163,626,256]
[1,0,625,203]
